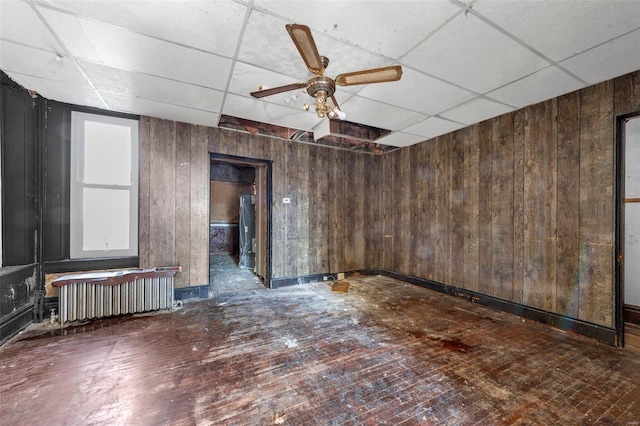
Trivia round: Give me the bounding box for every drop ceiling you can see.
[1,0,639,148]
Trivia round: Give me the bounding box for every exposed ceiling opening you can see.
[218,115,396,155]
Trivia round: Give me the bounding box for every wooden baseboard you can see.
[0,303,34,345]
[624,304,640,325]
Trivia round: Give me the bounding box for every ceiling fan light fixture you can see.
[315,89,327,105]
[251,24,402,122]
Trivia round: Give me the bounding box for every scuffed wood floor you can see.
[2,275,639,425]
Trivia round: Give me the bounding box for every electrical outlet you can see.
[283,198,291,204]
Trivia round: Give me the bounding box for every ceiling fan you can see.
[250,24,403,120]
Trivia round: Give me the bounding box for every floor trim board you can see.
[271,273,330,288]
[271,270,367,288]
[174,285,209,301]
[624,304,640,324]
[372,269,617,346]
[0,303,34,345]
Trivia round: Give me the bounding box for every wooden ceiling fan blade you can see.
[335,65,403,86]
[250,82,307,98]
[286,24,325,75]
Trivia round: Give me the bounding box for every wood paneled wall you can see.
[139,119,209,288]
[381,71,640,328]
[139,71,638,327]
[139,122,382,286]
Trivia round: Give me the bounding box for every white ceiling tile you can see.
[223,93,322,131]
[2,1,638,142]
[473,0,640,62]
[237,12,310,77]
[229,61,307,105]
[37,7,232,90]
[340,96,426,131]
[357,67,474,115]
[440,97,514,126]
[102,92,219,127]
[487,66,585,109]
[560,29,640,85]
[0,40,91,86]
[5,71,106,109]
[253,0,460,58]
[0,0,63,52]
[39,0,247,56]
[80,61,224,112]
[404,116,465,139]
[402,13,550,94]
[375,132,427,148]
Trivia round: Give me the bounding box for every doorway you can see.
[209,154,271,294]
[618,112,640,350]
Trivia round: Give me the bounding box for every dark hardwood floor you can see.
[626,322,640,353]
[2,275,639,425]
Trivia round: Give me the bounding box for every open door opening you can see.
[617,112,640,351]
[209,155,271,294]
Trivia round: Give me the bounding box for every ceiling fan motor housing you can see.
[306,76,336,101]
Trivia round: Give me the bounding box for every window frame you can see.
[70,111,139,259]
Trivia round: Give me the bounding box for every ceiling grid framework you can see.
[1,0,639,149]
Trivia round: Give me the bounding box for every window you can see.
[70,112,138,258]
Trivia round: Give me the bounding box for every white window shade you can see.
[70,112,138,258]
[83,121,132,186]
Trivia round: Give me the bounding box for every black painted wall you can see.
[1,74,39,267]
[0,72,139,343]
[43,101,71,262]
[0,74,40,343]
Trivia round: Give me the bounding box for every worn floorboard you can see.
[1,276,639,425]
[209,253,265,295]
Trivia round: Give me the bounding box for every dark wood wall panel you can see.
[512,111,526,304]
[141,124,382,285]
[450,129,465,288]
[556,92,581,318]
[491,113,515,301]
[379,71,640,327]
[148,119,177,268]
[363,154,382,269]
[423,140,436,280]
[434,134,451,284]
[393,148,411,275]
[477,122,493,296]
[175,123,191,288]
[523,101,557,311]
[381,148,394,271]
[578,82,614,326]
[138,116,151,268]
[462,125,480,292]
[408,143,421,278]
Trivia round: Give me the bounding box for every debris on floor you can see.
[331,280,350,293]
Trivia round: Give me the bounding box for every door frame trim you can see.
[209,153,273,288]
[615,110,640,347]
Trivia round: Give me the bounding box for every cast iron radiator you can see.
[51,267,180,326]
